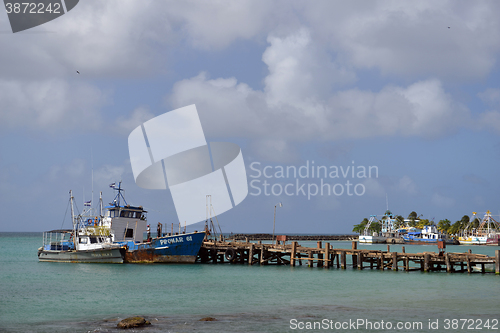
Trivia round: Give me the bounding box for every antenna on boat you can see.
[91,147,94,216]
[110,181,127,207]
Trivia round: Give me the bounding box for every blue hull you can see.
[402,236,451,245]
[122,231,205,263]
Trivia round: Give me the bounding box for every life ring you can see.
[87,218,92,225]
[224,248,236,262]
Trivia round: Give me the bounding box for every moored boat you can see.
[458,211,500,245]
[38,191,126,263]
[402,225,451,245]
[105,182,206,263]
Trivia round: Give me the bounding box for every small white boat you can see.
[38,190,125,263]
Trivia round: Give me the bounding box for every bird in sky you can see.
[76,70,80,74]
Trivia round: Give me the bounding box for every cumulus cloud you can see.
[114,106,155,134]
[432,193,455,208]
[302,1,500,80]
[170,29,470,147]
[395,175,417,195]
[0,79,107,132]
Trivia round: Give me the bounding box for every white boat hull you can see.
[38,247,124,263]
[359,235,386,243]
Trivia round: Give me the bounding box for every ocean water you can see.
[1,233,499,332]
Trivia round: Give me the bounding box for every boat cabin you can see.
[104,204,148,243]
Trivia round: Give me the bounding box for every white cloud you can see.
[114,106,155,134]
[395,175,418,195]
[302,1,500,80]
[169,30,470,148]
[164,0,275,50]
[94,164,127,185]
[0,79,106,132]
[48,159,86,181]
[432,193,455,208]
[361,178,385,198]
[478,88,500,107]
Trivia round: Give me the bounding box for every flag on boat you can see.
[109,182,116,188]
[84,200,91,206]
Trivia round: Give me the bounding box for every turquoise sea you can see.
[1,233,499,332]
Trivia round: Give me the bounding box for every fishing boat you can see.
[38,191,126,263]
[359,211,397,243]
[105,182,206,263]
[402,225,451,245]
[458,211,500,245]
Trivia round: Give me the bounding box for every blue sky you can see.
[1,1,500,233]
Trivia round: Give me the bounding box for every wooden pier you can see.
[198,238,500,274]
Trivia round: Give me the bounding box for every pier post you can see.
[466,255,471,273]
[308,251,313,267]
[248,244,254,265]
[336,253,340,269]
[260,247,266,265]
[340,251,346,269]
[317,242,323,268]
[445,253,452,273]
[352,241,358,268]
[324,242,330,268]
[496,250,500,275]
[392,252,398,271]
[424,254,430,272]
[211,249,217,264]
[404,257,409,271]
[402,246,405,254]
[291,241,297,267]
[387,245,390,252]
[358,251,363,270]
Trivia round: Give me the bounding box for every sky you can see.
[1,1,500,233]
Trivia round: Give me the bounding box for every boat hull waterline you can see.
[37,247,125,263]
[123,232,206,263]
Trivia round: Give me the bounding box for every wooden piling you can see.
[317,242,323,267]
[496,250,500,275]
[466,255,471,273]
[352,241,358,268]
[291,241,297,267]
[260,247,266,265]
[392,252,398,271]
[445,253,451,273]
[248,244,254,265]
[358,251,364,270]
[324,242,330,268]
[424,254,430,272]
[308,251,313,267]
[340,250,346,269]
[402,246,405,254]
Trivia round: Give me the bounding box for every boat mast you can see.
[99,191,103,219]
[70,190,75,230]
[70,190,78,248]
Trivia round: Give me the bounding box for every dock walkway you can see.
[198,239,500,274]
